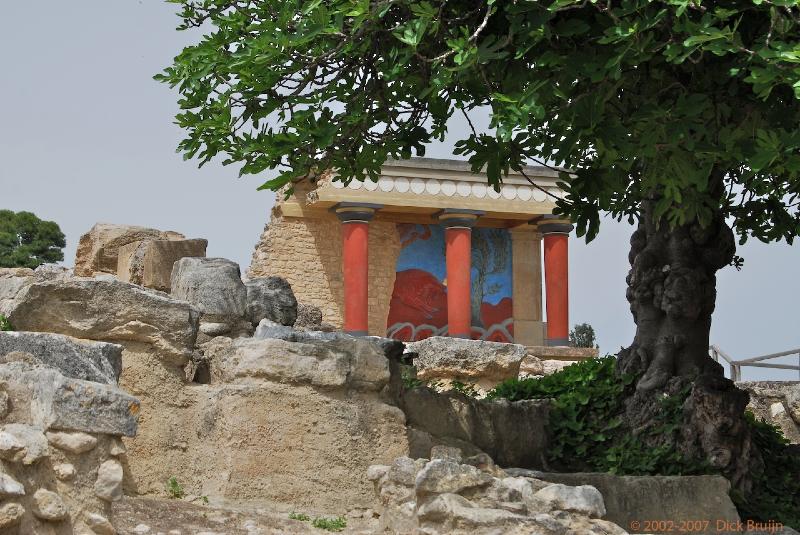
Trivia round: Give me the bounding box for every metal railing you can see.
[709,345,800,382]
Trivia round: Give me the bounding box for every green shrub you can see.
[311,516,347,532]
[488,356,634,470]
[488,357,800,527]
[0,315,12,332]
[166,476,185,499]
[289,512,310,521]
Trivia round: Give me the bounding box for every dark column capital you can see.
[435,209,484,229]
[331,202,383,223]
[538,215,574,235]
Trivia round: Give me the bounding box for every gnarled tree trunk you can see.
[616,199,760,491]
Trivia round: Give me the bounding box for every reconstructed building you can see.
[250,157,574,346]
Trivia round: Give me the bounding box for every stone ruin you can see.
[0,222,797,534]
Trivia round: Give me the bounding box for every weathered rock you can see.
[738,381,800,444]
[95,459,124,501]
[0,502,25,529]
[788,385,800,425]
[0,331,122,384]
[118,238,208,292]
[32,488,69,521]
[533,483,606,518]
[254,320,405,363]
[46,431,98,454]
[0,423,49,464]
[75,223,185,276]
[400,387,549,468]
[85,512,116,535]
[110,438,126,457]
[415,459,494,495]
[53,463,76,481]
[407,336,526,388]
[171,257,247,319]
[203,335,389,391]
[0,389,9,419]
[0,360,139,436]
[0,277,199,365]
[371,456,625,535]
[431,446,463,463]
[245,276,298,326]
[520,471,741,533]
[0,472,25,497]
[294,302,323,330]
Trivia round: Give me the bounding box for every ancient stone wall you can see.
[249,187,401,337]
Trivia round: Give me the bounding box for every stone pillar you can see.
[539,219,573,346]
[333,203,381,336]
[510,225,544,346]
[438,210,482,339]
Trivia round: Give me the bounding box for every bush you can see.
[166,476,185,499]
[0,315,12,332]
[488,356,633,470]
[311,516,347,532]
[487,357,800,527]
[569,323,598,348]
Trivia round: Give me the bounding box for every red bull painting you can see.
[387,224,514,342]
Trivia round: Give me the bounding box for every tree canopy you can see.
[159,0,800,243]
[0,210,66,269]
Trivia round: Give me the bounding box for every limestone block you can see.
[118,238,208,292]
[245,276,298,326]
[32,488,69,521]
[0,502,24,529]
[171,257,247,318]
[399,388,549,469]
[0,277,199,365]
[0,472,25,497]
[85,512,116,534]
[415,459,494,495]
[533,483,606,518]
[74,223,185,276]
[407,337,526,387]
[46,431,98,454]
[0,423,49,464]
[204,335,389,391]
[53,463,76,481]
[0,361,139,437]
[95,459,124,501]
[0,331,122,385]
[520,471,741,531]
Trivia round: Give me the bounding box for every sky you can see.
[1,2,798,380]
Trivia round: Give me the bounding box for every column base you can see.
[345,330,369,337]
[546,337,569,347]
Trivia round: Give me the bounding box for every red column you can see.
[334,203,380,336]
[445,227,472,338]
[342,221,369,335]
[439,210,481,339]
[540,221,573,346]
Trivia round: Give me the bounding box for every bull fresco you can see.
[387,223,513,342]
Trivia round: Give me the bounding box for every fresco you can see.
[386,223,513,342]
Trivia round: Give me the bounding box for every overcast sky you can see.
[1,2,798,380]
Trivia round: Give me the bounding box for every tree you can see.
[0,210,66,269]
[569,323,597,349]
[158,1,800,490]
